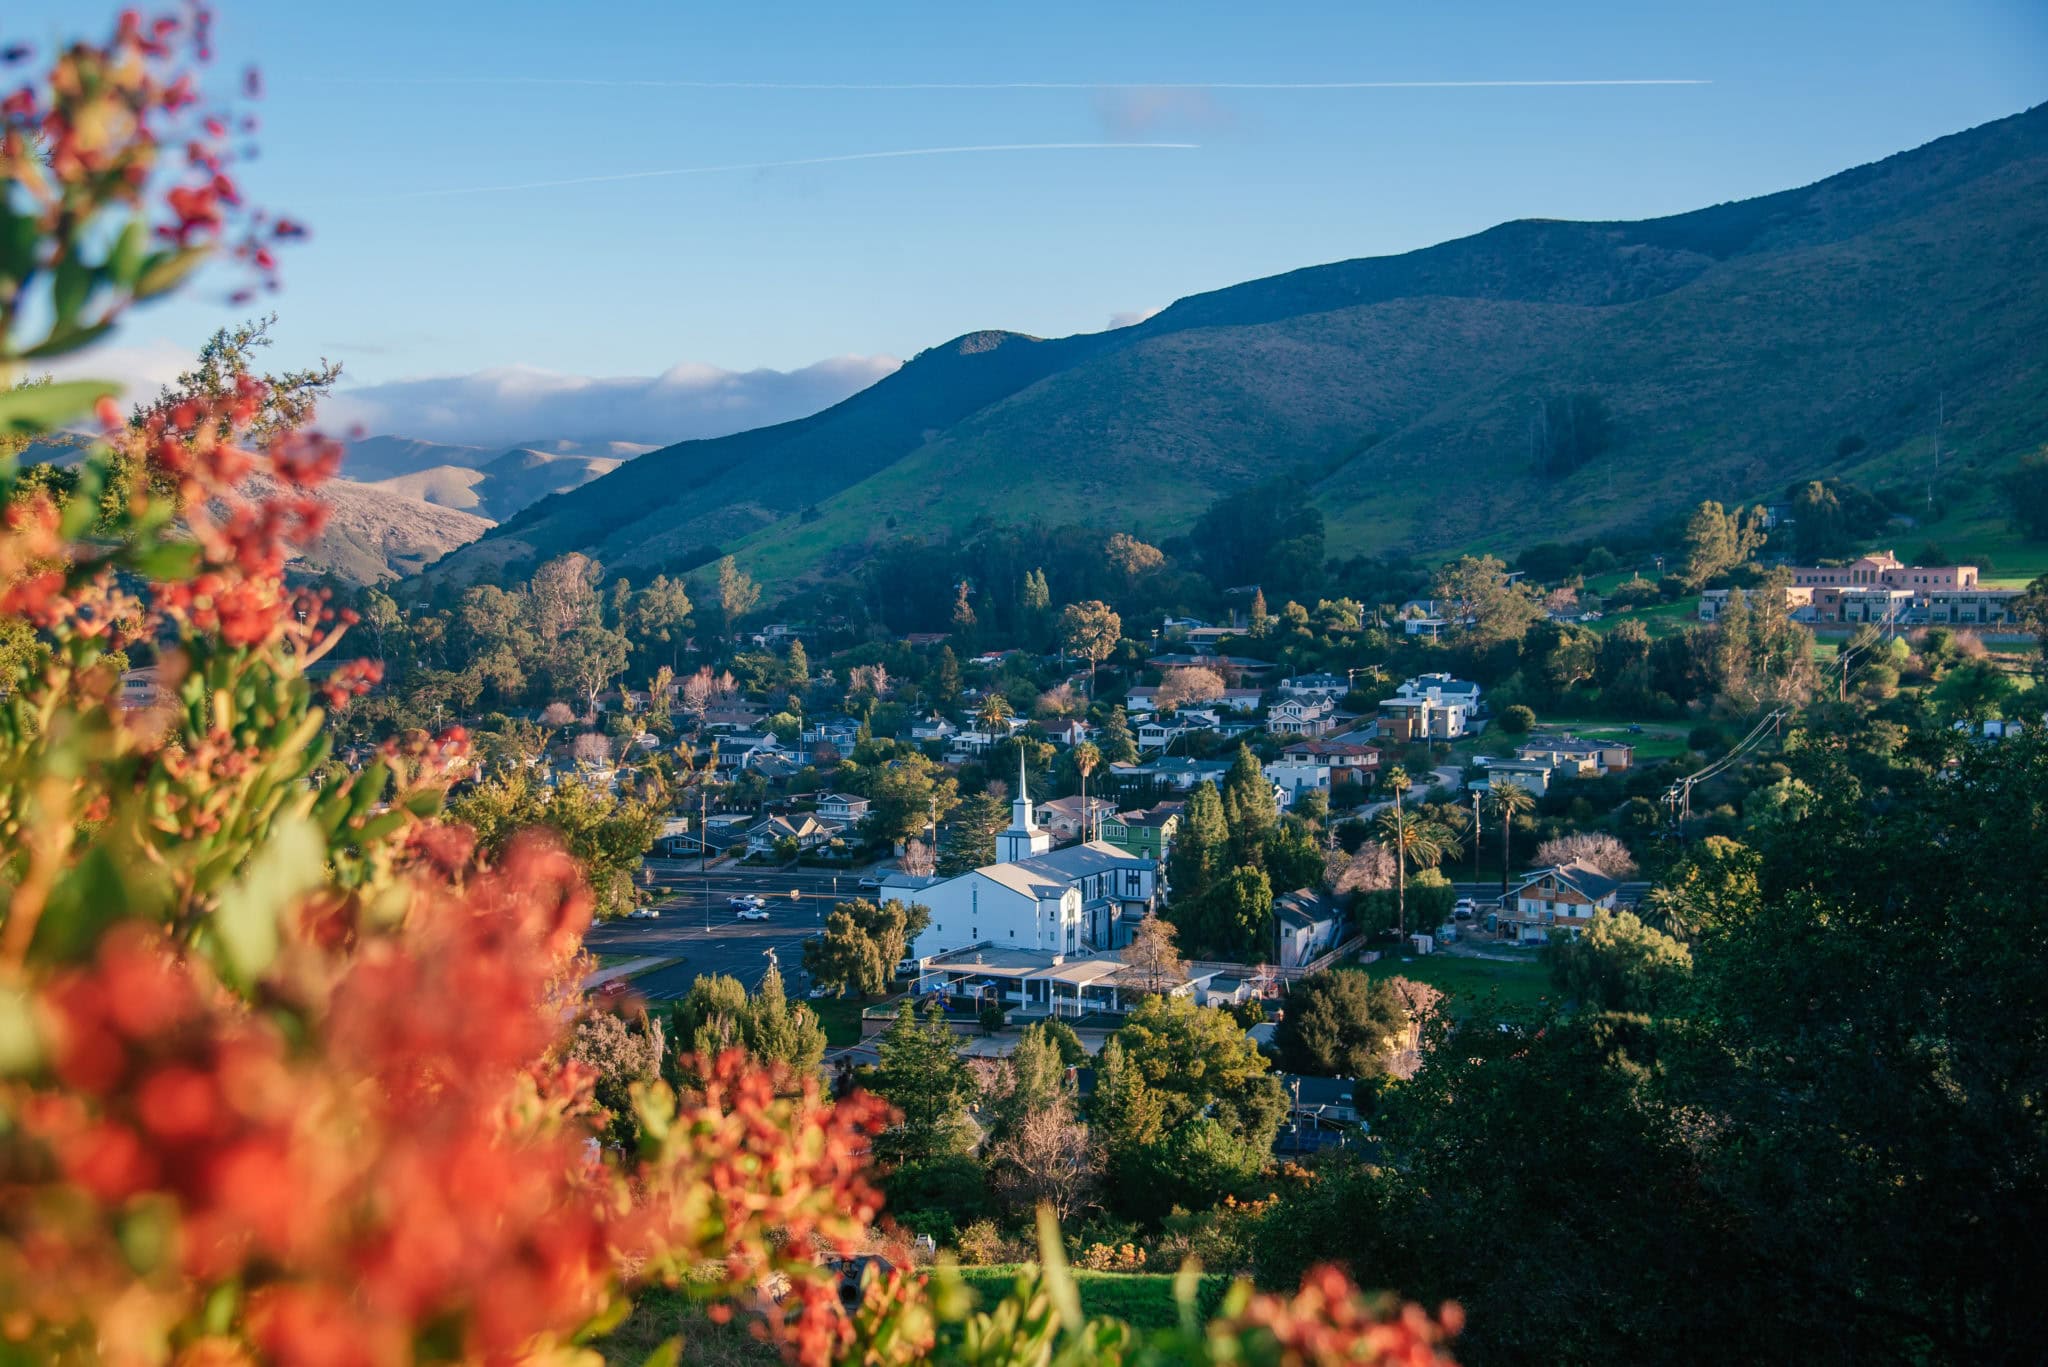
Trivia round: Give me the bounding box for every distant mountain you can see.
[277,478,494,585]
[427,103,2048,591]
[364,446,625,523]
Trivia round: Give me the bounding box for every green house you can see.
[1100,801,1183,864]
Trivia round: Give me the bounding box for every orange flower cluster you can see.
[1207,1268,1464,1367]
[1,837,897,1366]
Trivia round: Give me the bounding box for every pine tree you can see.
[785,639,810,690]
[931,645,962,704]
[869,1000,977,1164]
[1099,705,1139,764]
[1169,781,1230,906]
[1249,588,1273,637]
[1221,743,1278,844]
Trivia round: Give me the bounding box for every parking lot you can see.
[583,861,874,1001]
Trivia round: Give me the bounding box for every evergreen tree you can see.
[869,1000,977,1164]
[1098,705,1139,764]
[1249,588,1273,637]
[931,645,962,705]
[1221,743,1279,847]
[1168,781,1230,906]
[785,638,810,689]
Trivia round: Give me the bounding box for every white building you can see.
[893,755,1160,957]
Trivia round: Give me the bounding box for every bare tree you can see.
[1534,831,1639,879]
[1034,682,1082,718]
[539,701,576,727]
[570,731,613,767]
[899,838,936,878]
[987,1102,1100,1221]
[1155,666,1227,710]
[1330,840,1397,895]
[1120,913,1186,994]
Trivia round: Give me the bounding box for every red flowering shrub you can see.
[0,10,1462,1366]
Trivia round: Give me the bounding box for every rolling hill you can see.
[363,446,626,523]
[430,103,2048,592]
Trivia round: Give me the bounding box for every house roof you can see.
[1110,801,1184,829]
[1510,861,1621,902]
[1282,740,1378,758]
[1275,889,1338,932]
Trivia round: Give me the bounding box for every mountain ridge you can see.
[428,102,2048,592]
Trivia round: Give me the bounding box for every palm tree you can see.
[1375,806,1461,939]
[976,692,1014,735]
[1487,781,1537,899]
[1072,740,1102,842]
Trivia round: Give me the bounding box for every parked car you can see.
[1452,899,1476,920]
[728,894,764,910]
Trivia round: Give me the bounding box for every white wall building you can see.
[894,755,1159,957]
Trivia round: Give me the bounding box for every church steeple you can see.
[995,749,1052,864]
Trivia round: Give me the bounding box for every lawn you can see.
[954,1267,1232,1332]
[1584,595,1700,638]
[809,995,866,1047]
[1530,716,1692,761]
[1349,951,1555,1016]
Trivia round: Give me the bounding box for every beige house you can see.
[1499,862,1622,943]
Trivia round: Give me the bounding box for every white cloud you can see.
[318,354,902,449]
[40,339,193,402]
[1107,306,1163,330]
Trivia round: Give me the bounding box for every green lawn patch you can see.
[954,1267,1232,1332]
[809,995,866,1047]
[1350,952,1555,1017]
[1529,717,1691,761]
[1584,596,1699,638]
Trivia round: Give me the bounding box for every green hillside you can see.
[431,103,2048,590]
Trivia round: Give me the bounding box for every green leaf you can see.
[52,255,93,325]
[0,200,35,283]
[130,540,203,582]
[58,466,106,540]
[1035,1205,1083,1333]
[401,787,445,817]
[0,379,117,437]
[638,1338,681,1367]
[134,245,210,301]
[109,220,148,289]
[215,816,327,986]
[20,318,116,361]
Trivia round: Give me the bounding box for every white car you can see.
[736,907,771,922]
[857,874,884,890]
[728,894,765,911]
[627,907,659,920]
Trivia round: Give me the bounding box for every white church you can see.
[883,754,1161,959]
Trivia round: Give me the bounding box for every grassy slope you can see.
[954,1268,1232,1332]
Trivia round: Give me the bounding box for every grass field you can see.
[810,996,866,1047]
[1584,596,1700,638]
[955,1267,1232,1332]
[1351,951,1555,1016]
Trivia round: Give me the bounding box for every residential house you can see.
[1277,672,1350,700]
[1125,685,1163,714]
[903,631,951,648]
[1136,717,1203,751]
[1036,717,1095,747]
[1378,674,1482,741]
[1499,861,1622,943]
[1474,757,1558,796]
[909,714,959,744]
[699,703,768,731]
[1099,802,1183,863]
[1263,760,1330,806]
[1035,794,1119,843]
[1278,739,1380,784]
[1266,697,1339,737]
[1106,756,1233,793]
[813,792,871,825]
[649,817,707,859]
[800,714,862,757]
[746,812,841,857]
[1274,889,1342,968]
[1514,733,1633,775]
[1150,652,1277,679]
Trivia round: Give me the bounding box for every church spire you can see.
[995,746,1051,864]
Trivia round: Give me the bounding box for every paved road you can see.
[588,869,857,1001]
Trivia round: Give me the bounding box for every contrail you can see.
[395,142,1200,199]
[338,77,1708,91]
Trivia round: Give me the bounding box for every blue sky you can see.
[16,0,2048,443]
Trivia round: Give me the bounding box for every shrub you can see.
[1499,704,1536,734]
